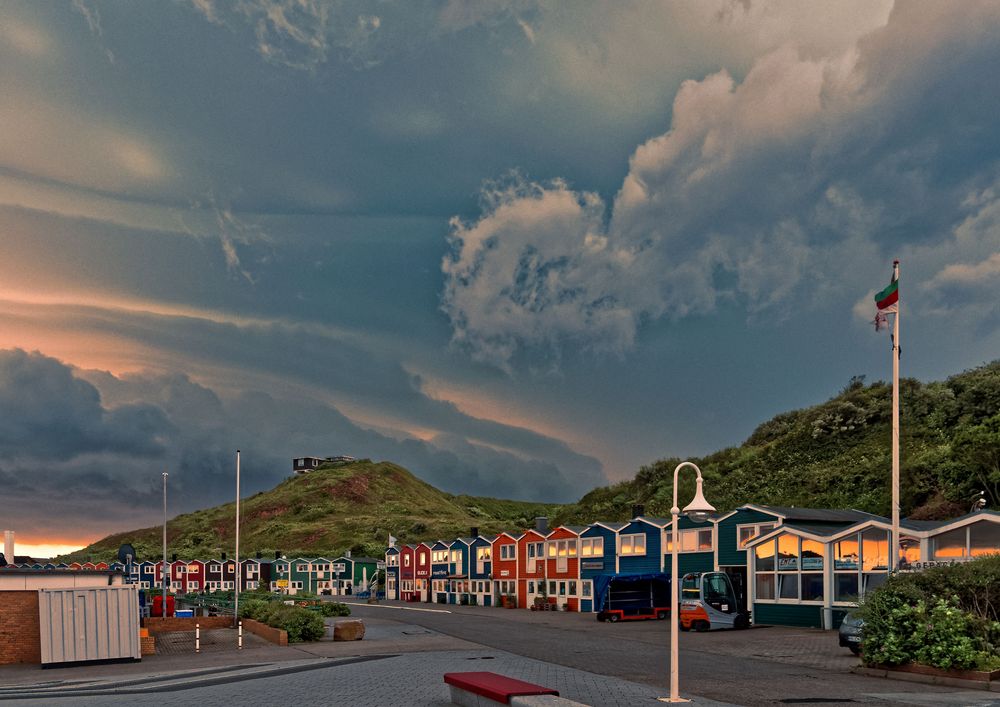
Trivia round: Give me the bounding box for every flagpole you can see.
[234,449,241,626]
[890,260,900,571]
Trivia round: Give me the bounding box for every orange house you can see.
[543,526,585,611]
[491,532,521,607]
[516,528,549,609]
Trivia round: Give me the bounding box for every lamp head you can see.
[682,476,715,522]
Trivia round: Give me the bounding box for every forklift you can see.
[678,571,751,631]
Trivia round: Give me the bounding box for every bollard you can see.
[196,622,200,654]
[238,620,243,650]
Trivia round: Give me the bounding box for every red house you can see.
[543,526,585,611]
[400,545,416,600]
[516,528,549,609]
[491,532,520,607]
[415,542,431,602]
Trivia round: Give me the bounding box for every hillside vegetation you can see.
[63,460,562,563]
[553,361,1000,526]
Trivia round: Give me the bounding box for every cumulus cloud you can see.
[442,0,1000,367]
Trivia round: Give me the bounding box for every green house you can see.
[289,557,312,595]
[271,558,291,593]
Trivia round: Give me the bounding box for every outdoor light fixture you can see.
[661,461,715,703]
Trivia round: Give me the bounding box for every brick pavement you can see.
[155,628,271,655]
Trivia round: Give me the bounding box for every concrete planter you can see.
[855,662,1000,692]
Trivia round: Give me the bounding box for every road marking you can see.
[340,602,452,614]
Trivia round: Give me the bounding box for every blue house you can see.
[468,535,493,606]
[447,539,472,604]
[579,521,627,612]
[385,546,400,600]
[616,517,665,575]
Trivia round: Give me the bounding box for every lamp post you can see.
[162,470,168,617]
[662,461,715,704]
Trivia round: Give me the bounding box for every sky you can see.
[2,0,1000,554]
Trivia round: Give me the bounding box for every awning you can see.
[592,572,671,612]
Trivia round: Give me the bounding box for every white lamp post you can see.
[662,461,715,703]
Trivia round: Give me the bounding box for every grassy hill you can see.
[552,361,1000,526]
[61,459,562,564]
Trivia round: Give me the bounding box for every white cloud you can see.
[928,253,1000,286]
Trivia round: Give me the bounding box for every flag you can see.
[873,261,899,331]
[388,534,397,548]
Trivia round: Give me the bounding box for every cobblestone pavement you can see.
[0,650,736,706]
[155,628,271,655]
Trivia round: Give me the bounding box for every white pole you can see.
[670,472,682,703]
[196,622,200,653]
[162,471,168,618]
[238,620,243,650]
[890,260,900,571]
[234,450,241,626]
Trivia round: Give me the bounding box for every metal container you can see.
[38,586,141,665]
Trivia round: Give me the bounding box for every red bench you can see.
[444,671,559,705]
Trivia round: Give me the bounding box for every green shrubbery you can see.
[860,556,1000,671]
[315,602,351,617]
[238,599,325,642]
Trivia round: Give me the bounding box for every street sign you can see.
[276,579,289,587]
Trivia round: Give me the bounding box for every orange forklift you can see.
[678,571,751,631]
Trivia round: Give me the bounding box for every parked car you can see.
[838,611,864,654]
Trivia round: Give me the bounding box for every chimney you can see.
[470,527,479,538]
[274,550,281,560]
[221,552,227,561]
[631,504,645,519]
[346,549,351,558]
[171,553,177,562]
[534,517,548,533]
[256,551,262,560]
[3,531,13,562]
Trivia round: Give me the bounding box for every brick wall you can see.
[241,618,287,646]
[0,591,41,664]
[143,616,234,634]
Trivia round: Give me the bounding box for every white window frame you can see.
[580,537,604,557]
[754,534,826,605]
[620,533,647,556]
[737,522,777,548]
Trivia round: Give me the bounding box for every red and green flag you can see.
[873,261,899,331]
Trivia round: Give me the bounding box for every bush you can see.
[238,598,272,622]
[316,602,351,617]
[860,555,1000,670]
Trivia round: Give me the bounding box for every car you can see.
[838,611,864,654]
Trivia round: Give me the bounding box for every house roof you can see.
[589,521,629,532]
[748,504,885,524]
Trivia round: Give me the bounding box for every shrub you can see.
[247,603,325,642]
[859,555,1000,670]
[238,598,272,622]
[315,602,351,617]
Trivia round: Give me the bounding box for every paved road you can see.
[339,601,975,706]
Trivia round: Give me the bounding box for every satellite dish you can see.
[118,543,138,565]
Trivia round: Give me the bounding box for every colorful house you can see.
[579,522,627,613]
[351,556,381,592]
[543,526,585,610]
[516,528,548,609]
[447,539,471,604]
[415,542,431,602]
[491,532,520,607]
[241,558,269,591]
[204,559,224,591]
[271,558,291,593]
[615,517,664,576]
[430,540,450,603]
[385,546,400,600]
[307,557,334,594]
[288,557,312,594]
[467,535,493,607]
[399,545,416,600]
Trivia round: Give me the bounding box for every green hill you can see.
[552,361,1000,526]
[62,459,562,563]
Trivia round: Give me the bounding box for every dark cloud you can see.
[0,348,602,539]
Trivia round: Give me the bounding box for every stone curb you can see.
[852,666,1000,692]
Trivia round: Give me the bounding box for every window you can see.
[738,523,776,548]
[528,543,535,558]
[143,566,153,574]
[500,544,515,560]
[971,521,1000,556]
[247,581,258,590]
[476,547,491,561]
[547,539,577,559]
[569,581,577,595]
[549,581,557,595]
[620,534,646,556]
[558,581,566,596]
[582,581,591,597]
[292,581,303,590]
[681,529,713,552]
[209,564,221,573]
[527,581,535,594]
[755,534,824,604]
[404,555,410,567]
[449,549,460,562]
[296,564,307,572]
[581,537,604,557]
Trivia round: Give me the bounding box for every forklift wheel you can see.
[679,622,690,632]
[656,611,668,620]
[694,620,711,632]
[608,613,620,623]
[733,614,750,630]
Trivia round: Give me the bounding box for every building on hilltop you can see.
[292,455,357,474]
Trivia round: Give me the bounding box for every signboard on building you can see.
[581,561,603,570]
[276,579,289,588]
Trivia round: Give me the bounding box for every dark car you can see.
[838,611,864,654]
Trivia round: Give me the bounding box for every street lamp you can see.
[662,461,715,704]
